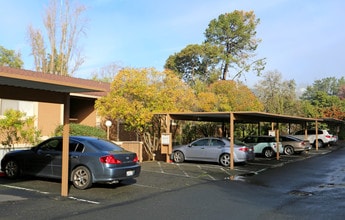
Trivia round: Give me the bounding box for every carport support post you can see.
[275,128,280,161]
[315,120,319,150]
[61,94,70,197]
[230,113,234,170]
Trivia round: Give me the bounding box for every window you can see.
[0,99,35,116]
[192,139,209,146]
[210,139,225,146]
[70,141,84,152]
[40,139,62,151]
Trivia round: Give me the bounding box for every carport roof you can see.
[163,111,321,124]
[0,66,109,94]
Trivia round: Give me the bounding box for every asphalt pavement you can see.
[0,142,341,201]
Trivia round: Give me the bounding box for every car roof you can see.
[51,136,104,141]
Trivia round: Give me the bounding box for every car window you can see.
[281,136,288,141]
[295,130,301,135]
[192,139,209,146]
[70,141,84,152]
[258,137,274,142]
[243,136,257,143]
[40,139,62,151]
[308,130,316,135]
[210,139,225,146]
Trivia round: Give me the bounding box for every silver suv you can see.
[292,129,332,148]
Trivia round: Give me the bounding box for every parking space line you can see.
[197,165,216,180]
[2,184,50,194]
[157,162,164,173]
[176,164,190,177]
[1,184,100,205]
[68,196,100,204]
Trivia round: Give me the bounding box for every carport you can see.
[0,67,107,196]
[161,111,321,169]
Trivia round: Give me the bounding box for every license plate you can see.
[126,170,135,176]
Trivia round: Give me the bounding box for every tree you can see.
[300,77,345,120]
[164,43,221,86]
[204,10,265,80]
[0,110,41,149]
[90,62,123,83]
[301,77,345,100]
[165,10,265,84]
[95,68,196,159]
[28,0,87,76]
[254,70,301,115]
[197,80,263,112]
[0,45,24,68]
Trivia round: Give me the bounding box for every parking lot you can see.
[0,144,340,206]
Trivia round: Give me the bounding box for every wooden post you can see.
[230,113,234,170]
[61,94,70,197]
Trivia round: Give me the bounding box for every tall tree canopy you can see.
[27,0,87,76]
[205,10,265,80]
[301,77,345,100]
[0,45,23,68]
[254,70,300,115]
[164,43,220,87]
[165,10,265,85]
[300,77,345,119]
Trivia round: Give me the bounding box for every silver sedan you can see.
[171,137,255,166]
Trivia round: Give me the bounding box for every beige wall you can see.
[37,102,62,137]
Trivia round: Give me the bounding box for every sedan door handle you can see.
[71,155,79,159]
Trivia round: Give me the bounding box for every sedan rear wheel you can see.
[263,148,274,158]
[219,153,230,167]
[4,160,20,179]
[71,166,93,190]
[173,151,185,163]
[284,145,295,155]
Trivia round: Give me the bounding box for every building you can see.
[0,66,110,140]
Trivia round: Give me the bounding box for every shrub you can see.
[54,123,106,138]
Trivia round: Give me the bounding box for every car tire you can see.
[315,140,324,148]
[4,160,20,179]
[173,151,185,163]
[284,145,294,155]
[71,166,93,190]
[263,148,274,158]
[219,153,230,167]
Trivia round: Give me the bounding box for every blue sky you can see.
[1,0,344,88]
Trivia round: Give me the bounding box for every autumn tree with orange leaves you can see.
[95,68,196,159]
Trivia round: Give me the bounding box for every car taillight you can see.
[239,147,249,152]
[326,135,331,138]
[133,155,139,162]
[100,155,122,164]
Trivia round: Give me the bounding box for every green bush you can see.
[54,123,106,138]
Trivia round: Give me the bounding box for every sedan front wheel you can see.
[4,160,20,179]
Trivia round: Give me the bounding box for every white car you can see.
[242,135,283,158]
[292,129,333,148]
